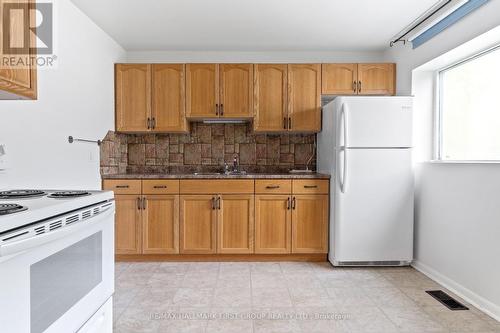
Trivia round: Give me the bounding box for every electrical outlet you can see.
[0,143,8,170]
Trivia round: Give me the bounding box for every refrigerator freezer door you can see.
[331,148,414,263]
[338,97,413,149]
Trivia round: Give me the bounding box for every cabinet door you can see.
[152,64,187,132]
[321,64,357,95]
[357,63,395,95]
[291,195,328,254]
[217,195,254,254]
[114,195,142,254]
[288,64,321,132]
[255,195,291,254]
[115,64,151,132]
[180,195,217,254]
[186,64,218,118]
[253,64,288,132]
[219,64,253,118]
[143,195,179,254]
[0,0,37,99]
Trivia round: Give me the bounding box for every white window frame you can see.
[435,44,500,162]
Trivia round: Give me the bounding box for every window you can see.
[438,46,500,161]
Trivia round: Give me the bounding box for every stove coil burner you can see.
[0,203,28,216]
[0,190,46,199]
[48,191,91,198]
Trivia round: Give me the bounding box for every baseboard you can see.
[116,253,328,262]
[412,260,500,322]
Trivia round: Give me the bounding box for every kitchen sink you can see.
[192,172,221,176]
[225,171,247,175]
[192,171,248,176]
[289,169,315,174]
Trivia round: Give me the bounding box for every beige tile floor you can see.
[113,262,500,333]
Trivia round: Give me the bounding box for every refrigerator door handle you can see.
[343,103,349,148]
[339,103,348,193]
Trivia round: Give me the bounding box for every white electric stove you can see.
[0,189,115,333]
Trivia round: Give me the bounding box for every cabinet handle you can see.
[283,117,287,129]
[137,197,141,210]
[153,185,167,189]
[216,104,219,116]
[266,185,280,189]
[152,117,156,129]
[211,197,216,210]
[147,118,151,129]
[292,197,296,210]
[142,197,146,210]
[115,185,129,189]
[288,117,292,130]
[358,81,362,93]
[220,104,224,116]
[217,196,221,210]
[287,197,291,210]
[353,81,357,93]
[304,185,318,189]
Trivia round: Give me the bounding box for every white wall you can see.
[0,0,125,190]
[126,50,385,63]
[384,1,500,319]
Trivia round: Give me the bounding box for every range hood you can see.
[201,119,248,124]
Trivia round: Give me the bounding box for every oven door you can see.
[0,205,114,333]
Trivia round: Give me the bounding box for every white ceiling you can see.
[70,0,438,52]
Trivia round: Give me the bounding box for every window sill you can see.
[426,160,500,164]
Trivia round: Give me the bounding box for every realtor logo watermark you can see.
[1,0,57,69]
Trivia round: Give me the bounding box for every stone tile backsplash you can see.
[100,123,316,175]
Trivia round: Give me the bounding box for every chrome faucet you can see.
[232,154,239,173]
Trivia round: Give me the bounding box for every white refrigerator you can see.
[318,96,414,266]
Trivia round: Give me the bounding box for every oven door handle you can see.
[0,208,114,257]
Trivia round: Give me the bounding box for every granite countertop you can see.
[102,172,330,179]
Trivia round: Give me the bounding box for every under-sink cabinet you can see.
[103,178,329,260]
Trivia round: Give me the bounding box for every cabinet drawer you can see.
[102,180,141,194]
[255,180,291,194]
[292,180,329,194]
[180,180,254,194]
[142,180,179,194]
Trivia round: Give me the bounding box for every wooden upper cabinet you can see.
[357,63,395,95]
[253,64,288,132]
[186,64,218,118]
[0,0,37,99]
[255,195,291,254]
[291,195,328,254]
[115,64,151,132]
[142,195,179,254]
[322,64,357,95]
[152,64,188,132]
[321,63,396,96]
[114,195,142,254]
[219,64,253,118]
[180,195,217,254]
[288,64,321,132]
[217,195,254,254]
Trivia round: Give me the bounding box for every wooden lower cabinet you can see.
[180,195,217,254]
[109,179,329,258]
[292,195,329,253]
[255,195,291,254]
[218,195,254,254]
[142,195,179,254]
[114,195,142,254]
